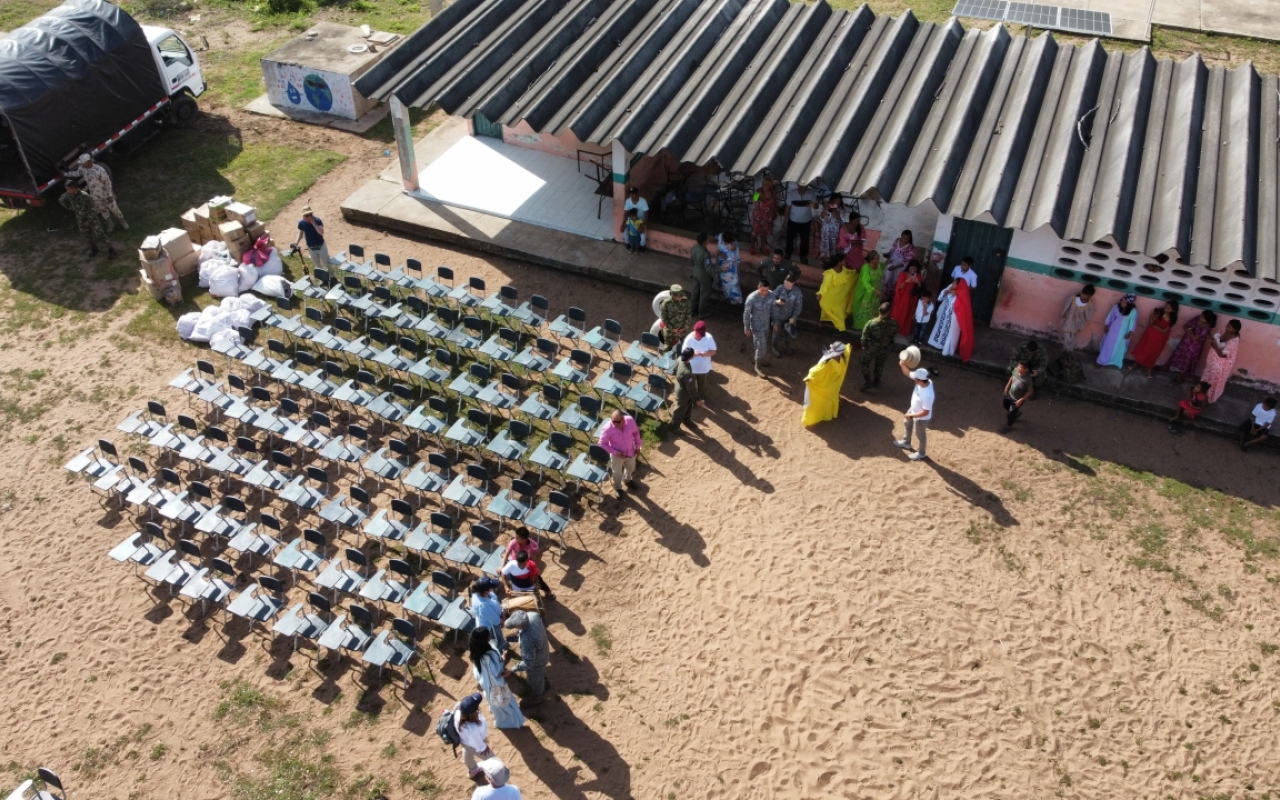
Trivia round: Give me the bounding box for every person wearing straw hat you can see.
[295,206,329,271]
[472,757,521,799]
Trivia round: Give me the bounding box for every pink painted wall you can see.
[991,269,1280,389]
[500,121,610,160]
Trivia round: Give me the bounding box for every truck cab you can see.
[141,26,206,101]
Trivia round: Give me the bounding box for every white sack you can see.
[209,328,242,352]
[237,263,261,295]
[253,274,292,299]
[199,240,229,264]
[176,312,202,340]
[209,262,240,298]
[257,248,284,277]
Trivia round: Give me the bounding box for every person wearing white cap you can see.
[472,757,521,799]
[895,362,933,461]
[68,153,128,231]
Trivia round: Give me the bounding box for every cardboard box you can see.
[158,228,194,261]
[180,209,201,241]
[227,239,248,262]
[172,249,200,277]
[208,196,232,223]
[226,202,257,226]
[139,268,165,301]
[139,235,164,260]
[246,220,267,240]
[139,251,175,286]
[219,220,246,242]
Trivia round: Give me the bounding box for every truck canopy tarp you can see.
[0,0,165,188]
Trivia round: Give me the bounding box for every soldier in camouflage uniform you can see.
[742,279,773,377]
[769,270,803,357]
[68,154,128,232]
[660,284,692,350]
[1006,339,1049,388]
[59,180,115,259]
[860,302,899,390]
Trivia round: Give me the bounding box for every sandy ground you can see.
[3,117,1280,800]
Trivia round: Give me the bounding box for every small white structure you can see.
[260,23,399,121]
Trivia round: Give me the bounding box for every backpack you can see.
[436,710,462,755]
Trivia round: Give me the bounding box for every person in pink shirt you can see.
[598,409,642,497]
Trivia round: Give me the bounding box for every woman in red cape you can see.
[954,278,975,363]
[889,260,922,334]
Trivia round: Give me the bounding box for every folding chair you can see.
[403,570,475,640]
[243,449,293,503]
[442,463,490,515]
[367,382,413,430]
[363,497,414,547]
[404,396,449,445]
[364,325,400,369]
[513,336,557,375]
[362,437,412,486]
[143,537,204,595]
[404,511,457,566]
[442,409,491,459]
[318,423,370,470]
[317,603,376,662]
[447,362,490,402]
[291,411,334,454]
[567,443,611,498]
[526,489,573,550]
[170,359,218,405]
[445,522,504,575]
[273,591,332,654]
[480,284,519,320]
[449,276,486,310]
[359,557,413,609]
[486,478,533,530]
[372,334,417,378]
[404,451,452,499]
[318,486,371,540]
[332,369,379,417]
[417,265,454,301]
[447,316,486,353]
[528,431,573,482]
[512,293,549,331]
[179,556,236,618]
[315,546,369,601]
[337,243,375,279]
[196,493,250,544]
[159,477,214,532]
[477,372,523,416]
[279,465,330,519]
[388,256,422,294]
[416,305,459,345]
[227,513,282,566]
[66,438,122,486]
[624,331,663,373]
[484,420,530,472]
[370,252,394,282]
[226,574,287,635]
[408,347,455,393]
[13,768,68,800]
[518,382,562,422]
[551,348,593,390]
[117,400,169,440]
[559,393,603,438]
[106,456,153,508]
[391,295,428,330]
[478,326,520,367]
[593,362,634,404]
[583,318,622,357]
[548,306,587,345]
[108,520,168,576]
[626,372,671,417]
[274,527,328,584]
[362,617,424,685]
[298,359,345,399]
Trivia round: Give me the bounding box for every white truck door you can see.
[153,33,205,97]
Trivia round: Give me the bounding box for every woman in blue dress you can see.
[715,232,743,305]
[469,628,525,729]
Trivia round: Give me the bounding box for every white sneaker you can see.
[908,451,928,461]
[893,439,911,449]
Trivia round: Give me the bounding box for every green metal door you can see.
[943,218,1013,325]
[473,112,503,139]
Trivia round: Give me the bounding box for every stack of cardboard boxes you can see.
[178,197,271,255]
[138,234,182,304]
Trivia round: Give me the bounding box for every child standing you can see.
[622,208,645,253]
[910,289,934,345]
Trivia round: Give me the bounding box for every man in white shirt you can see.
[624,186,649,253]
[782,182,818,263]
[894,364,933,461]
[682,320,717,399]
[1239,397,1276,451]
[472,758,521,800]
[949,256,978,290]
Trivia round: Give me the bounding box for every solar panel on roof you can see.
[951,0,1113,36]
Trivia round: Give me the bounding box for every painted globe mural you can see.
[302,74,333,112]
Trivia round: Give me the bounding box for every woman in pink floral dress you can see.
[1200,319,1241,403]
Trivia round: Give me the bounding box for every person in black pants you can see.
[782,183,818,263]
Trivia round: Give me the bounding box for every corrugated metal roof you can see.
[355,0,1280,280]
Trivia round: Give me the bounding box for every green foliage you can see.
[590,623,613,655]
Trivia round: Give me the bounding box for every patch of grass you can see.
[0,0,63,31]
[149,744,168,761]
[1261,643,1277,656]
[230,743,341,800]
[379,743,397,759]
[50,652,66,665]
[341,773,390,800]
[590,623,613,656]
[398,768,443,799]
[999,479,1032,502]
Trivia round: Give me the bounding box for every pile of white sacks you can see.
[176,241,294,346]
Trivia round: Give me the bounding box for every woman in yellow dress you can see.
[802,342,852,426]
[850,250,884,331]
[816,258,856,332]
